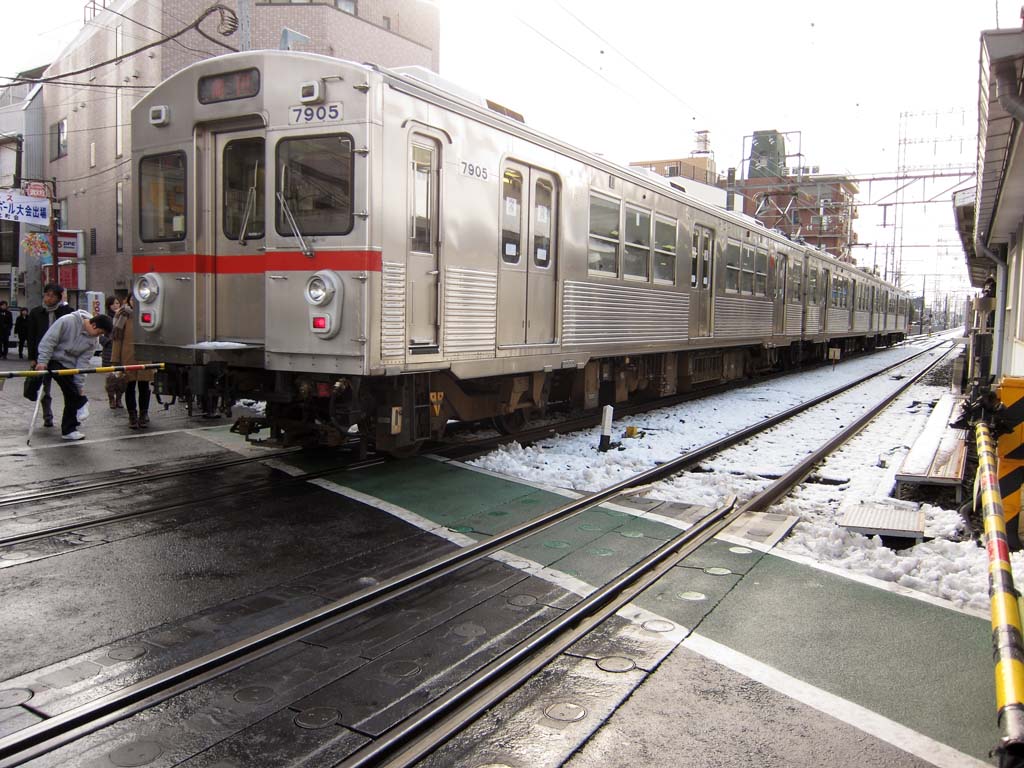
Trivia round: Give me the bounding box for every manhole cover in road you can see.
[587,547,615,557]
[619,529,644,538]
[544,701,587,722]
[233,686,276,704]
[729,546,753,554]
[0,689,33,708]
[704,567,733,576]
[543,540,570,549]
[0,551,29,561]
[507,594,538,607]
[454,622,487,639]
[108,646,148,662]
[677,591,707,601]
[294,707,341,730]
[382,660,421,678]
[597,656,636,673]
[109,739,164,767]
[641,619,675,633]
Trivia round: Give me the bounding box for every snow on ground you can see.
[471,336,1005,612]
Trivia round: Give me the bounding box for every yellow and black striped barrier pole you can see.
[1,363,165,380]
[978,422,1024,767]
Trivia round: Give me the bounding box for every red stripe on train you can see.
[132,250,382,274]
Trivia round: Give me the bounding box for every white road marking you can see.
[684,632,990,768]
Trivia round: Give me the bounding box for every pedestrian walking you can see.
[14,308,28,359]
[101,295,124,409]
[0,301,12,359]
[34,310,113,441]
[111,295,155,429]
[27,284,74,428]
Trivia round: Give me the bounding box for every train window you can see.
[624,206,651,280]
[724,240,741,293]
[653,217,676,284]
[754,248,767,296]
[788,258,802,304]
[740,245,754,294]
[223,138,265,241]
[502,168,524,264]
[533,178,554,268]
[410,144,434,252]
[588,194,619,275]
[808,266,818,304]
[690,230,699,288]
[139,151,186,242]
[275,134,353,236]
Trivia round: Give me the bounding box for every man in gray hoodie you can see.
[34,311,114,440]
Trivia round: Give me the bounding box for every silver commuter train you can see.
[130,50,911,453]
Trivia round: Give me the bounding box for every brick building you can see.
[14,0,439,305]
[738,174,860,263]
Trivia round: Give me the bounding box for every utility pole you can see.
[920,274,926,335]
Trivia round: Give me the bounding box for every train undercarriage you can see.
[154,334,904,457]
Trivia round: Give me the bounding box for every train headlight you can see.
[304,270,343,339]
[304,275,334,306]
[135,276,159,303]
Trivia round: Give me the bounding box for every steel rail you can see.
[0,340,951,766]
[0,341,946,549]
[0,448,301,509]
[343,336,957,768]
[437,339,937,461]
[0,454,385,550]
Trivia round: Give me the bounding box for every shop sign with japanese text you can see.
[0,190,49,226]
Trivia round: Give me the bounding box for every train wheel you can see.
[493,410,528,435]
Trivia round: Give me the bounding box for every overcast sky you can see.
[1,0,1016,302]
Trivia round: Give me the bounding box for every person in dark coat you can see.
[14,308,28,359]
[100,295,123,408]
[0,301,12,359]
[27,284,74,428]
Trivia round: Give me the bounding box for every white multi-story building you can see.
[12,0,439,305]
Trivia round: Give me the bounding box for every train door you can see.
[821,268,831,331]
[849,279,857,328]
[498,162,558,346]
[869,285,875,330]
[408,134,441,351]
[526,172,558,344]
[772,250,786,335]
[214,131,265,341]
[692,224,714,337]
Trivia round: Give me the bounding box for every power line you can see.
[551,0,702,122]
[3,3,238,86]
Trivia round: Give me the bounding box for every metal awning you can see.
[967,29,1024,287]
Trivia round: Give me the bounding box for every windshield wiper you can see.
[276,191,314,258]
[238,159,259,246]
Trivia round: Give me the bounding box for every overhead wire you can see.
[2,3,238,86]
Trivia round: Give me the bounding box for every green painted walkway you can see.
[286,453,997,763]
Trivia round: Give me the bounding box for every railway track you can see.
[0,338,953,766]
[0,340,944,554]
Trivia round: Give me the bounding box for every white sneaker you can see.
[77,403,90,422]
[62,431,86,441]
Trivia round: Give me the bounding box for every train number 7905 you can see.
[289,103,344,124]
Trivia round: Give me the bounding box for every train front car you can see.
[132,51,388,448]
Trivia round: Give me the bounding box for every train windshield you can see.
[275,134,353,237]
[139,152,186,242]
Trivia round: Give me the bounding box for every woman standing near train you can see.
[111,294,155,429]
